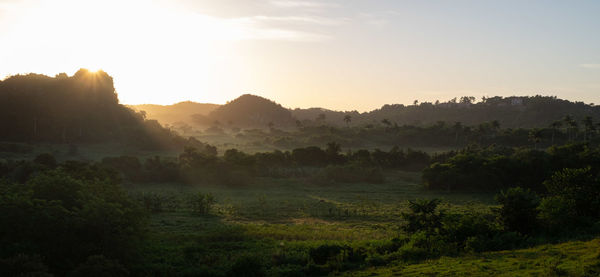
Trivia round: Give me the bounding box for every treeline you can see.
[96,143,433,186]
[423,143,600,192]
[0,69,188,150]
[197,114,599,151]
[293,95,600,129]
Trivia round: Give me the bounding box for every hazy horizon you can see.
[1,0,599,111]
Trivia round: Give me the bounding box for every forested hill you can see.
[0,69,187,149]
[191,94,296,128]
[136,95,600,129]
[293,96,600,128]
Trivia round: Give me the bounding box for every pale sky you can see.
[0,0,599,111]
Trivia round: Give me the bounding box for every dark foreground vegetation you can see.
[2,140,600,276]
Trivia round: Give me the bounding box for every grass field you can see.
[123,171,509,275]
[350,238,600,276]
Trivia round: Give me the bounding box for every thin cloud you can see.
[581,64,600,69]
[270,0,339,9]
[251,15,345,26]
[231,16,331,41]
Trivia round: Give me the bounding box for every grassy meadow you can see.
[123,171,538,275]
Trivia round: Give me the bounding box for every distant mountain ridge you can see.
[129,101,219,125]
[132,95,600,129]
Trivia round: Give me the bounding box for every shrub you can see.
[495,187,540,235]
[227,256,265,277]
[189,193,215,215]
[70,255,129,277]
[537,196,578,233]
[0,254,51,277]
[33,153,57,169]
[544,167,600,218]
[135,192,165,213]
[401,199,444,234]
[309,245,345,265]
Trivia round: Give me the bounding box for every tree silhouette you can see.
[343,115,352,128]
[528,128,542,149]
[583,116,594,142]
[550,120,562,145]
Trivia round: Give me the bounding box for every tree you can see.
[453,122,462,144]
[343,115,351,127]
[544,167,600,218]
[583,116,594,142]
[381,119,392,131]
[316,113,326,124]
[401,199,444,234]
[495,187,540,235]
[528,128,542,149]
[564,115,578,141]
[550,121,562,144]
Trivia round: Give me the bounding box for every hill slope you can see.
[195,94,296,128]
[131,101,219,125]
[0,69,184,149]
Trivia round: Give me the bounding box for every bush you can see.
[537,196,578,234]
[70,255,129,277]
[544,167,600,218]
[189,193,215,215]
[0,254,51,277]
[135,192,165,213]
[401,199,443,234]
[309,245,345,265]
[227,256,265,277]
[495,187,540,235]
[33,153,57,169]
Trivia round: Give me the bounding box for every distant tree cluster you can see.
[292,95,600,129]
[423,143,600,192]
[91,143,433,186]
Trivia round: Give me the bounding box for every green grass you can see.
[349,239,600,276]
[123,171,597,275]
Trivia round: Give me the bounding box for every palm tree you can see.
[563,115,575,141]
[550,121,562,145]
[453,122,462,144]
[491,120,500,138]
[343,115,352,128]
[583,116,594,142]
[528,128,542,149]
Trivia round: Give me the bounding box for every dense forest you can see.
[0,70,199,150]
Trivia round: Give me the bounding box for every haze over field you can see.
[1,0,599,111]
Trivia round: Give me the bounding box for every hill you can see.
[0,69,187,149]
[292,96,600,128]
[193,94,296,128]
[132,95,600,130]
[130,101,219,126]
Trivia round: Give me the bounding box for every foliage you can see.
[0,168,146,275]
[189,192,215,215]
[495,187,540,235]
[401,199,444,234]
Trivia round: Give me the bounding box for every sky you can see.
[0,0,599,111]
